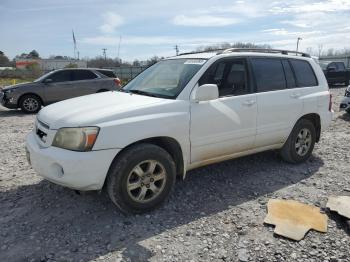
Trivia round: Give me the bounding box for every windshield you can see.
[123,58,207,98]
[34,71,54,82]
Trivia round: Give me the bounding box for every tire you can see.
[280,119,316,164]
[106,143,176,214]
[19,94,42,114]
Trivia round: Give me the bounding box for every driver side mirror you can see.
[192,84,219,102]
[43,78,53,84]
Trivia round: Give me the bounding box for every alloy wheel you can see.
[126,160,167,203]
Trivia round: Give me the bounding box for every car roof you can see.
[167,48,312,61]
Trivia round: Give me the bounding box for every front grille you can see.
[36,128,47,142]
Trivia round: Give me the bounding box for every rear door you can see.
[251,57,303,148]
[70,69,100,96]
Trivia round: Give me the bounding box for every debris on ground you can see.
[264,199,328,241]
[326,196,350,219]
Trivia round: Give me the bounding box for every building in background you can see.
[15,58,87,71]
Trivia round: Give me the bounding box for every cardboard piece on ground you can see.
[264,199,328,241]
[326,196,350,219]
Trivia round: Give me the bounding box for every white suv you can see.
[26,48,333,213]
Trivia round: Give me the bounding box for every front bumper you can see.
[0,91,18,109]
[25,131,120,190]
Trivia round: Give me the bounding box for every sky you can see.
[1,0,350,61]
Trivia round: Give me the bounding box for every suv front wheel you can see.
[280,119,316,163]
[106,143,176,214]
[19,94,42,113]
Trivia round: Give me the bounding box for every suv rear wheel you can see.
[106,143,176,214]
[19,94,42,114]
[280,119,316,163]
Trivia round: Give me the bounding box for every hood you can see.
[37,91,172,129]
[2,82,34,91]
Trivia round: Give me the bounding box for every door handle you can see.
[290,93,301,98]
[243,100,256,106]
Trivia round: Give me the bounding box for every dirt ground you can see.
[0,87,349,262]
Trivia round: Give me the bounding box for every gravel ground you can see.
[0,87,349,262]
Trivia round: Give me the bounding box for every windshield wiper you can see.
[128,89,162,98]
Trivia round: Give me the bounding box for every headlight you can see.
[52,127,99,151]
[4,88,17,94]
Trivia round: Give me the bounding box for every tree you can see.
[194,42,271,53]
[64,63,78,68]
[28,50,40,58]
[25,63,42,78]
[0,51,10,66]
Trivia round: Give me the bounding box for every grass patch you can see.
[0,78,34,89]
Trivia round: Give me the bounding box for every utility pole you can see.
[296,37,302,52]
[77,51,80,60]
[117,36,122,61]
[174,45,179,56]
[102,48,107,60]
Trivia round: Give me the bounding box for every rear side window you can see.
[289,60,318,87]
[282,60,296,89]
[97,70,116,78]
[49,71,72,83]
[251,58,286,92]
[71,70,98,81]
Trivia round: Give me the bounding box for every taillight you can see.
[114,78,121,88]
[329,93,332,112]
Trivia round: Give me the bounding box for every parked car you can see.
[0,68,121,113]
[321,61,350,86]
[25,48,333,214]
[340,85,350,113]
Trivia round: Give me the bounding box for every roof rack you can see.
[220,48,311,57]
[178,49,226,56]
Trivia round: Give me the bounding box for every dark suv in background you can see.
[321,61,350,86]
[0,68,121,113]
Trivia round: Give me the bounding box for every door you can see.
[43,70,75,103]
[190,58,257,163]
[251,58,303,148]
[70,69,100,96]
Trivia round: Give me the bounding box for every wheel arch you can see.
[103,136,185,189]
[296,113,321,142]
[17,93,44,107]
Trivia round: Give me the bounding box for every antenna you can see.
[102,48,107,60]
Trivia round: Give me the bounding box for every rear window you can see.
[251,58,286,92]
[97,70,116,78]
[289,60,318,87]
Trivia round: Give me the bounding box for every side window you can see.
[199,59,249,97]
[290,59,318,87]
[327,62,338,70]
[97,70,116,78]
[72,70,98,81]
[336,62,345,71]
[49,71,72,83]
[282,60,296,88]
[251,58,286,92]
